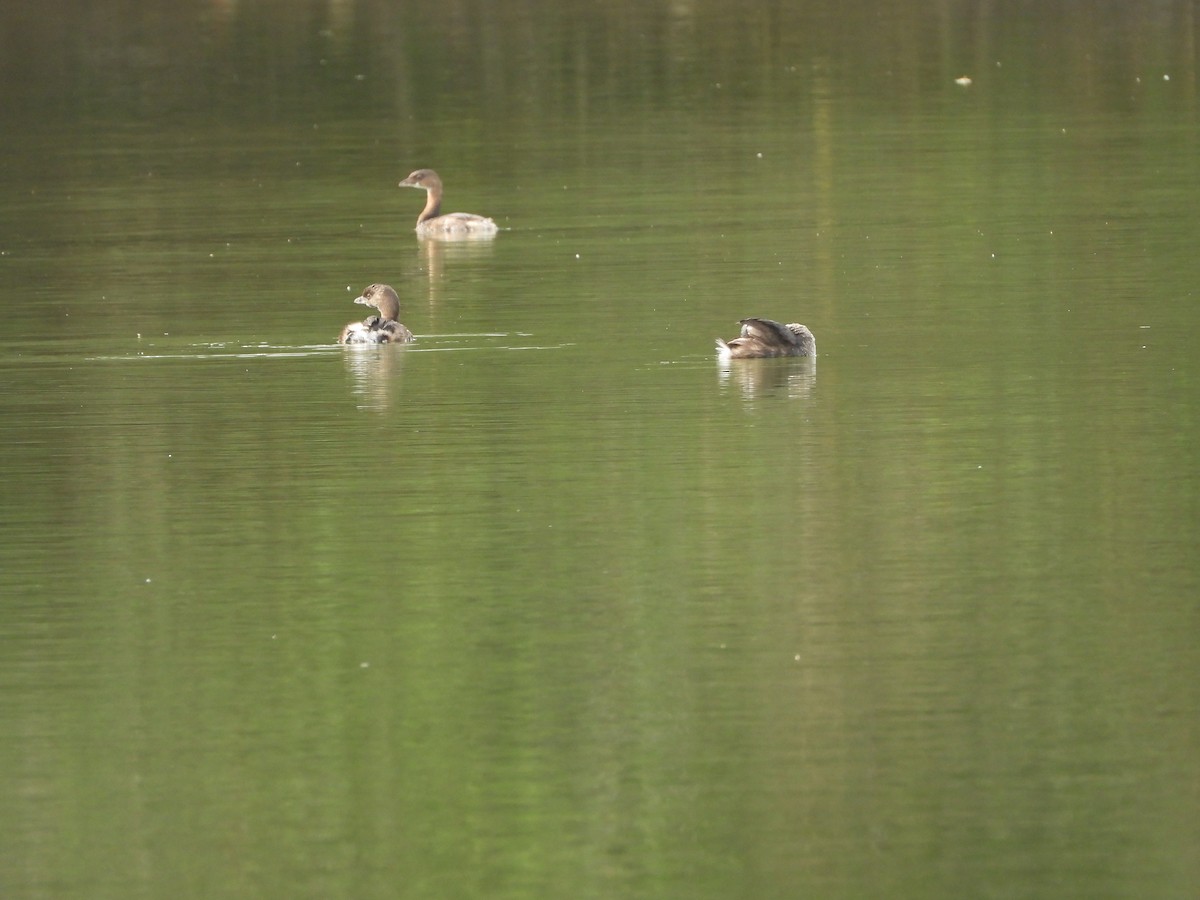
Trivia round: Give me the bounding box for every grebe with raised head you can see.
[716,318,816,361]
[337,284,415,344]
[398,168,498,237]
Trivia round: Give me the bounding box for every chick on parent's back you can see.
[337,284,414,345]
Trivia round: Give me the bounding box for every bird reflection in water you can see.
[718,356,817,401]
[410,233,497,329]
[341,341,409,412]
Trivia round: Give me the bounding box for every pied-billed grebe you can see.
[337,284,415,344]
[398,168,498,237]
[716,318,816,361]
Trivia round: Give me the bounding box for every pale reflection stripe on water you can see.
[84,333,566,361]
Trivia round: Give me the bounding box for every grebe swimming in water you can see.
[716,318,816,361]
[398,169,498,237]
[337,284,415,344]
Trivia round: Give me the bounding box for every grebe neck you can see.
[417,187,442,224]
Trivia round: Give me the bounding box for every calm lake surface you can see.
[2,2,1198,897]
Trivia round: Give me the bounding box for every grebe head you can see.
[399,169,442,192]
[354,283,401,321]
[785,323,816,355]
